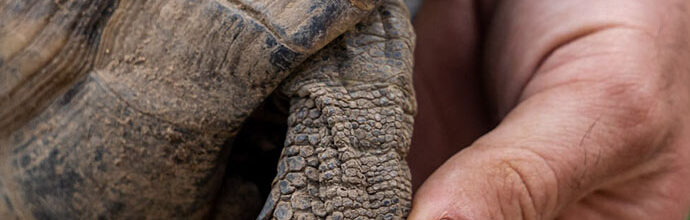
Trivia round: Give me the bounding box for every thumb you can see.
[409,77,674,219]
[407,138,562,220]
[408,0,682,218]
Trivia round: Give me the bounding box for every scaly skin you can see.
[259,0,416,219]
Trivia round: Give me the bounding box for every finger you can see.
[411,0,687,219]
[411,43,678,219]
[407,0,492,191]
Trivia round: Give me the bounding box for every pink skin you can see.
[408,0,690,219]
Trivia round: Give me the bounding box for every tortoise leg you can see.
[260,0,416,218]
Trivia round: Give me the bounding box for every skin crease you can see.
[408,0,690,219]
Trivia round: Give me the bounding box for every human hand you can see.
[408,0,690,219]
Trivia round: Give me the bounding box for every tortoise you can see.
[0,0,416,219]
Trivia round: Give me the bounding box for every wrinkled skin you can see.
[409,0,690,219]
[0,0,415,219]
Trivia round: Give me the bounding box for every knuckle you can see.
[594,76,677,158]
[596,77,667,129]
